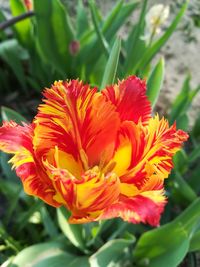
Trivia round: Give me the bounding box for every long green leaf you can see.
[10,0,33,47]
[147,57,165,108]
[174,172,197,203]
[34,0,74,76]
[10,241,67,267]
[189,230,200,252]
[0,39,28,90]
[1,106,27,123]
[76,0,90,38]
[57,207,86,252]
[89,239,134,267]
[133,1,188,73]
[124,0,147,74]
[134,198,200,267]
[100,38,121,90]
[89,0,109,56]
[40,205,58,238]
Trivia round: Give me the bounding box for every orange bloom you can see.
[0,76,188,226]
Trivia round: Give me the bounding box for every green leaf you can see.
[89,0,109,56]
[103,1,139,40]
[10,0,33,47]
[102,0,123,34]
[0,9,7,40]
[124,0,147,74]
[76,0,90,38]
[174,172,197,203]
[100,38,121,90]
[0,39,28,90]
[147,57,165,108]
[187,165,200,193]
[1,106,27,123]
[34,0,74,76]
[188,145,200,163]
[0,152,18,181]
[134,198,200,267]
[57,207,86,252]
[17,200,43,231]
[189,230,200,252]
[169,75,191,124]
[67,257,90,267]
[89,239,134,267]
[170,76,200,124]
[10,241,67,267]
[133,1,188,72]
[192,112,200,139]
[40,205,58,238]
[176,113,189,131]
[173,149,188,174]
[79,1,138,70]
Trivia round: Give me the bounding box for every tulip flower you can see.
[0,76,188,226]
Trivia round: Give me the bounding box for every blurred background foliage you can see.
[0,0,200,266]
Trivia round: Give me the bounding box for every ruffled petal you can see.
[120,115,189,189]
[102,76,151,124]
[101,190,166,226]
[34,80,120,169]
[107,121,144,177]
[44,163,121,223]
[0,121,59,207]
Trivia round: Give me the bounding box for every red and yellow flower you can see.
[0,76,188,226]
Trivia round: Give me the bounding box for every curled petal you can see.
[45,164,121,223]
[102,76,151,124]
[101,190,166,226]
[0,121,59,207]
[120,115,189,190]
[34,80,120,168]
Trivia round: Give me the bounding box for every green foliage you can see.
[147,57,165,108]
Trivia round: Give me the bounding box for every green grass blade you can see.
[147,57,165,108]
[34,0,74,76]
[57,207,86,252]
[76,0,90,38]
[124,0,147,74]
[132,0,189,73]
[10,0,33,48]
[134,198,200,267]
[100,38,121,90]
[1,106,27,123]
[89,0,109,56]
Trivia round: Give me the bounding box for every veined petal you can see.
[120,115,189,189]
[102,76,151,124]
[108,121,145,177]
[46,165,121,223]
[0,121,60,207]
[101,190,166,226]
[34,80,120,169]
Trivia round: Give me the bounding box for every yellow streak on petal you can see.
[120,183,139,197]
[112,144,132,177]
[140,190,166,203]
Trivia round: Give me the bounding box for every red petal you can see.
[101,191,166,226]
[0,121,60,207]
[102,76,151,124]
[34,80,120,169]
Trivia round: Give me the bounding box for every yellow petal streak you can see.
[112,144,132,177]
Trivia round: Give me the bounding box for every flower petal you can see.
[34,80,120,169]
[101,190,166,226]
[45,164,121,223]
[102,76,151,124]
[0,121,59,207]
[120,115,189,189]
